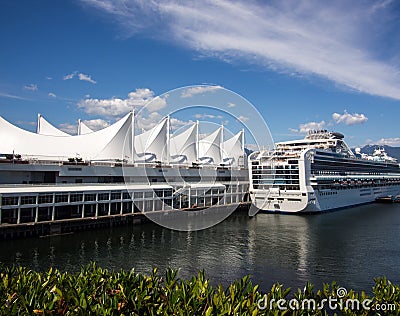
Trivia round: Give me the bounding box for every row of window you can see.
[1,190,174,206]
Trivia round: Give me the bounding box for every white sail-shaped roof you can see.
[198,126,222,165]
[170,123,197,164]
[134,117,168,163]
[221,130,244,166]
[77,120,94,135]
[0,112,133,162]
[37,114,70,136]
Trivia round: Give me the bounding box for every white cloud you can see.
[0,92,27,100]
[332,111,368,125]
[227,102,236,108]
[170,117,194,131]
[376,137,400,146]
[78,88,167,119]
[181,85,222,98]
[63,72,76,80]
[297,121,326,134]
[81,118,110,131]
[194,113,223,120]
[237,115,249,123]
[23,84,38,91]
[82,0,400,100]
[46,76,53,80]
[58,123,77,135]
[48,92,57,98]
[63,71,97,84]
[78,73,97,84]
[16,120,36,127]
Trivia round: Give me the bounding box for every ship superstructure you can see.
[249,130,400,213]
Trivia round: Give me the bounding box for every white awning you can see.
[37,114,70,136]
[0,112,133,162]
[170,122,197,164]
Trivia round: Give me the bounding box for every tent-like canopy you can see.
[134,117,168,163]
[170,122,197,164]
[221,130,244,166]
[77,120,94,135]
[37,114,70,136]
[0,112,133,162]
[1,112,245,166]
[198,127,222,165]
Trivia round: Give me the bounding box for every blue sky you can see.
[1,0,400,147]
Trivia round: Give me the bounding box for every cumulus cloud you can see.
[48,92,57,98]
[81,0,400,100]
[332,111,368,125]
[181,85,223,98]
[376,137,400,146]
[23,84,38,91]
[170,117,194,131]
[58,122,77,135]
[78,88,166,119]
[296,121,326,134]
[81,118,110,131]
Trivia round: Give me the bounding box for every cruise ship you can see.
[249,130,400,213]
[0,112,248,232]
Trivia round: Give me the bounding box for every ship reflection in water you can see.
[1,203,399,292]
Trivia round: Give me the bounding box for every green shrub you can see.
[0,263,399,315]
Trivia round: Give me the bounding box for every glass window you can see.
[144,191,153,198]
[133,192,143,199]
[84,193,96,201]
[111,192,121,200]
[38,194,53,204]
[21,195,37,205]
[98,193,110,201]
[2,196,19,206]
[70,193,83,202]
[55,194,68,203]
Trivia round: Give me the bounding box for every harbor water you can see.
[1,203,399,293]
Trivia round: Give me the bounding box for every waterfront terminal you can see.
[0,112,249,239]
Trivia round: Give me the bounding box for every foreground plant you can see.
[0,263,399,315]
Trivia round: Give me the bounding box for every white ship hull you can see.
[249,131,400,215]
[252,185,400,214]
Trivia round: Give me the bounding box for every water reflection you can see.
[1,204,399,292]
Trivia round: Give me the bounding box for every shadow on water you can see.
[1,203,399,292]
